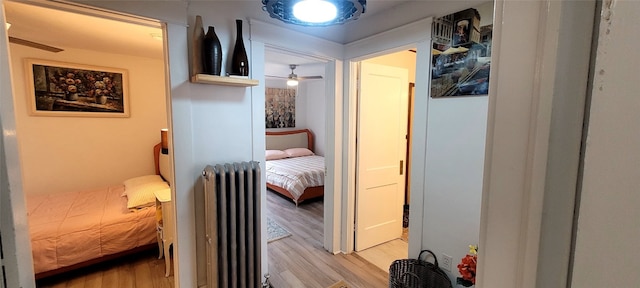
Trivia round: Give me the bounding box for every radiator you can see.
[202,162,262,288]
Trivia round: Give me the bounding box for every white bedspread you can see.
[265,155,325,200]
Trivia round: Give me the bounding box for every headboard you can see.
[154,143,162,175]
[266,129,314,152]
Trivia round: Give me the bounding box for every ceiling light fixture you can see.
[262,0,366,26]
[293,0,337,23]
[287,65,299,86]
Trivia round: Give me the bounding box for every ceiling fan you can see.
[8,37,64,53]
[267,64,323,86]
[6,23,63,53]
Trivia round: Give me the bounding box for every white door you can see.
[355,62,408,251]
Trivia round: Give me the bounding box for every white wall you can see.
[10,45,167,195]
[424,96,487,282]
[571,1,640,286]
[301,79,326,156]
[420,5,489,284]
[185,4,266,287]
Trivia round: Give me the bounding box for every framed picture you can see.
[265,87,296,128]
[431,7,491,98]
[25,59,130,117]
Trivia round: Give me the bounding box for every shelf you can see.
[190,74,259,87]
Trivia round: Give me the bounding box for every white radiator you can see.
[202,162,262,288]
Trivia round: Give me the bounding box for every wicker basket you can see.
[389,250,452,288]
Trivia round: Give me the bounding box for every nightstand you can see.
[154,188,174,277]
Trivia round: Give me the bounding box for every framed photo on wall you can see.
[265,87,296,128]
[25,59,130,117]
[431,7,492,98]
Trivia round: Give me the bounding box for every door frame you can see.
[249,19,344,254]
[0,1,175,286]
[343,17,433,254]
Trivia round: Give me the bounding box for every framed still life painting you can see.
[25,59,130,117]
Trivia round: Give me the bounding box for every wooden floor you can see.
[35,249,174,288]
[355,239,408,272]
[35,191,389,288]
[267,190,389,288]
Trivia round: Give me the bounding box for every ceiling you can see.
[3,1,419,61]
[3,1,487,76]
[3,1,334,77]
[4,1,164,59]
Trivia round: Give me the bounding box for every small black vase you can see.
[231,19,249,76]
[202,26,222,76]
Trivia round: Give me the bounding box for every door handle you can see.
[400,160,404,175]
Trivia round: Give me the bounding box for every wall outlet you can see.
[441,254,453,272]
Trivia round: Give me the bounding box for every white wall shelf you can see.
[190,74,259,87]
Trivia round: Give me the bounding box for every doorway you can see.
[3,1,174,285]
[353,50,416,271]
[263,47,331,282]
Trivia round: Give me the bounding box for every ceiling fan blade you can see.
[265,75,289,79]
[8,37,64,53]
[298,75,323,80]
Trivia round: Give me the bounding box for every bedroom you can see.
[3,1,172,283]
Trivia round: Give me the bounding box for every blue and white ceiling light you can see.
[262,0,366,26]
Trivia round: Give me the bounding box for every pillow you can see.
[284,147,314,158]
[123,175,169,209]
[266,149,288,161]
[159,153,172,185]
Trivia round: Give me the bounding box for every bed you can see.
[28,143,171,279]
[265,129,324,205]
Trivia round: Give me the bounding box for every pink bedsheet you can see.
[27,185,156,274]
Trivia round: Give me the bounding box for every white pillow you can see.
[159,153,172,185]
[284,148,314,158]
[266,149,288,161]
[123,175,169,209]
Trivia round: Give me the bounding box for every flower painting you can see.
[265,87,295,128]
[26,59,129,117]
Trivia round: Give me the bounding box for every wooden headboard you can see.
[154,143,162,175]
[266,129,314,152]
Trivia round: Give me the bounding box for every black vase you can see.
[231,19,249,76]
[202,26,222,76]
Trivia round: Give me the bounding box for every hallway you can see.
[266,191,388,287]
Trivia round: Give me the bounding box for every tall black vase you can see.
[231,19,249,76]
[202,26,222,76]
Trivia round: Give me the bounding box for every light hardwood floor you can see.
[35,249,174,288]
[355,227,409,272]
[35,191,389,288]
[266,190,389,288]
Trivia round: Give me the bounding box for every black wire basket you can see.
[389,250,453,288]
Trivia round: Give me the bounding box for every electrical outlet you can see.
[441,254,453,272]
